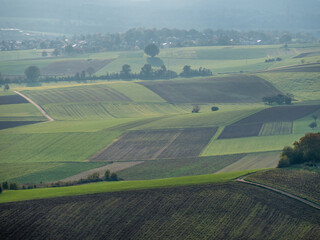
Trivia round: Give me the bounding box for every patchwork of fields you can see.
[1,44,320,188]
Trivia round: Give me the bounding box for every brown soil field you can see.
[235,105,320,125]
[41,59,114,76]
[0,121,42,130]
[0,183,319,240]
[0,95,29,105]
[259,121,293,136]
[91,127,217,161]
[218,123,263,139]
[139,75,281,103]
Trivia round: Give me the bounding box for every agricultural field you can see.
[117,154,246,180]
[259,121,293,136]
[0,182,319,239]
[246,168,320,205]
[139,75,281,103]
[91,127,218,161]
[41,59,114,76]
[218,123,263,139]
[0,94,29,105]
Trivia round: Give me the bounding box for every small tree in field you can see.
[192,105,200,113]
[309,122,317,130]
[0,185,2,194]
[144,44,159,57]
[3,84,10,91]
[24,66,40,81]
[110,173,119,181]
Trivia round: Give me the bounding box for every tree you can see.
[309,122,317,130]
[312,114,318,122]
[3,84,9,91]
[2,181,8,190]
[278,132,320,167]
[144,43,159,57]
[52,48,60,56]
[140,64,153,79]
[24,66,40,81]
[9,182,18,190]
[211,106,219,111]
[192,105,200,113]
[120,64,132,79]
[86,67,95,77]
[104,170,110,181]
[109,173,119,181]
[0,185,2,194]
[42,51,48,57]
[181,65,191,77]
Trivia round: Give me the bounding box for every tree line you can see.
[0,170,120,192]
[0,64,212,86]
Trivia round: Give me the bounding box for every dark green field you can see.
[0,182,319,240]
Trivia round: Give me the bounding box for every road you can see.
[14,91,54,122]
[236,178,320,210]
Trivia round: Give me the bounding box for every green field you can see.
[0,130,123,163]
[0,170,258,203]
[0,103,46,121]
[117,154,246,180]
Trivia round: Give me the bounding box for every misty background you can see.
[0,0,319,35]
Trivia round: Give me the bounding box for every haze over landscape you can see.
[0,0,320,239]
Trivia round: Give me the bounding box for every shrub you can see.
[0,185,2,194]
[110,173,119,181]
[2,181,8,190]
[105,170,111,181]
[211,106,219,111]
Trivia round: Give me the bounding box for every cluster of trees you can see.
[265,57,282,63]
[1,29,317,52]
[278,132,320,167]
[0,181,20,191]
[262,94,293,105]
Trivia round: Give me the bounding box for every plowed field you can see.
[0,95,28,105]
[91,127,218,161]
[0,183,319,240]
[139,75,281,103]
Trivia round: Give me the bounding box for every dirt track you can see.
[14,91,54,122]
[236,178,320,210]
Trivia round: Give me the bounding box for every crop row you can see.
[92,127,218,161]
[22,84,131,105]
[0,182,319,239]
[140,75,281,103]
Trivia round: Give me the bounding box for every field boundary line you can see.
[236,178,320,210]
[14,91,54,122]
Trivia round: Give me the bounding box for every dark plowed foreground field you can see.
[92,127,218,161]
[1,183,319,240]
[0,94,29,105]
[139,75,281,103]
